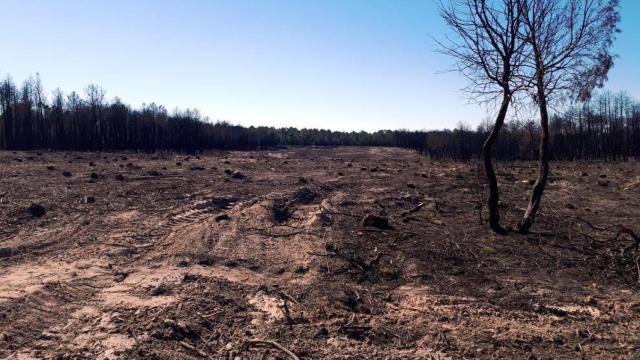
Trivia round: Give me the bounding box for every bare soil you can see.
[0,147,639,359]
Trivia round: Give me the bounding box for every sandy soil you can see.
[0,147,639,359]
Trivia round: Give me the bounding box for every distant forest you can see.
[1,74,639,160]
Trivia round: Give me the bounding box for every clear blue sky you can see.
[1,0,638,131]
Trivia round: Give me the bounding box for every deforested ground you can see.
[0,147,639,359]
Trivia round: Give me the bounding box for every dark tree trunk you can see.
[483,92,511,234]
[519,73,550,234]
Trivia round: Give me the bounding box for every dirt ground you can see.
[0,147,639,359]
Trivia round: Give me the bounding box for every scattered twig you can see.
[241,339,299,360]
[401,202,425,217]
[0,351,17,360]
[179,340,209,358]
[278,290,299,305]
[280,296,294,330]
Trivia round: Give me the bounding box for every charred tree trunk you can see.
[519,72,550,233]
[483,92,511,234]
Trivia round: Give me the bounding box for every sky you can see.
[1,0,638,132]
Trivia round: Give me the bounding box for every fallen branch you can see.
[577,218,640,250]
[179,340,209,358]
[577,217,619,232]
[308,247,382,275]
[242,339,299,360]
[575,219,640,282]
[401,202,425,217]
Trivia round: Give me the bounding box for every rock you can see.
[62,171,73,177]
[126,162,142,170]
[271,199,293,223]
[314,327,329,338]
[224,169,232,175]
[231,170,245,179]
[597,179,609,187]
[298,177,308,184]
[39,331,60,340]
[0,247,13,258]
[89,161,96,167]
[148,282,171,296]
[309,212,332,227]
[294,187,317,204]
[148,170,161,176]
[176,259,190,267]
[337,172,345,176]
[198,257,215,266]
[215,214,230,222]
[85,196,96,204]
[28,203,46,217]
[115,174,125,181]
[190,166,205,171]
[361,214,390,229]
[89,172,99,180]
[182,273,200,283]
[577,329,592,339]
[46,165,56,171]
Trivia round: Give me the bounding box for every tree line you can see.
[0,74,427,153]
[424,91,640,161]
[1,73,637,162]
